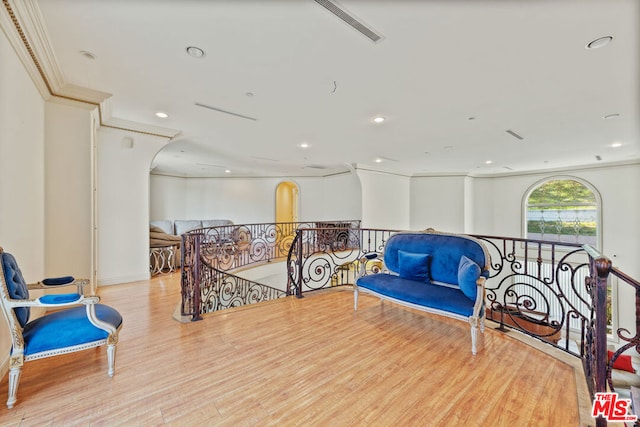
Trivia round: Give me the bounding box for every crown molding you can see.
[101,116,181,139]
[99,99,180,138]
[13,0,64,90]
[354,163,412,178]
[2,0,181,139]
[0,0,50,98]
[465,159,640,179]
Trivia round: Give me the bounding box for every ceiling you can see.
[29,0,640,177]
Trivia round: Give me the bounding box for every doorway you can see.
[275,181,299,224]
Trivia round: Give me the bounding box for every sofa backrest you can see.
[1,251,30,328]
[383,231,490,285]
[150,220,173,235]
[201,219,234,228]
[174,220,203,235]
[173,219,235,235]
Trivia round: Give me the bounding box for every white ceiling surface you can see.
[36,0,639,178]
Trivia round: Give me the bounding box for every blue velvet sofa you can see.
[355,230,490,355]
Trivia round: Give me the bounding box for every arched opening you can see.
[275,181,299,224]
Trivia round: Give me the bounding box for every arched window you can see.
[525,178,600,247]
[523,178,613,335]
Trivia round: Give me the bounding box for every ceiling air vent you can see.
[194,102,257,121]
[315,0,383,43]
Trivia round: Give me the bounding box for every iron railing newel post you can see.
[297,228,304,298]
[180,234,188,317]
[193,232,203,321]
[594,256,611,427]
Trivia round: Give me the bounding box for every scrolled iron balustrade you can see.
[286,227,397,296]
[181,221,361,318]
[471,235,592,354]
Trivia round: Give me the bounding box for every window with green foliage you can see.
[524,178,612,335]
[525,179,599,246]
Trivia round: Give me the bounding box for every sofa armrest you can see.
[356,253,384,281]
[28,277,90,295]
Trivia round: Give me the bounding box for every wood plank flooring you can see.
[0,272,586,426]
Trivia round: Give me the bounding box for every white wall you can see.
[149,174,188,222]
[44,101,94,278]
[467,177,494,235]
[0,28,46,377]
[149,171,363,225]
[357,168,410,230]
[410,175,467,232]
[184,177,279,224]
[463,176,475,233]
[97,128,170,285]
[322,172,362,221]
[0,32,45,278]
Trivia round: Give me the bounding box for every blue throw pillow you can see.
[397,250,430,282]
[458,255,481,301]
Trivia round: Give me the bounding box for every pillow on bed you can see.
[458,255,481,301]
[397,250,430,282]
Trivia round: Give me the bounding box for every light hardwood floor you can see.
[0,272,587,426]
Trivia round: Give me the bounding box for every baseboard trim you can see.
[98,272,150,286]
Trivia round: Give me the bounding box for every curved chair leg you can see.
[7,366,21,409]
[107,344,116,377]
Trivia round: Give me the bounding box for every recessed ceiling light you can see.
[374,157,383,163]
[186,46,206,58]
[611,142,622,148]
[603,113,620,120]
[485,160,493,164]
[155,112,169,118]
[245,92,254,97]
[372,116,385,124]
[299,142,309,149]
[586,36,613,49]
[224,169,231,174]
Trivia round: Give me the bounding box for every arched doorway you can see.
[275,181,299,224]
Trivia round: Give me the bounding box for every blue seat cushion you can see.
[357,274,475,317]
[22,304,123,356]
[42,276,75,286]
[39,293,81,304]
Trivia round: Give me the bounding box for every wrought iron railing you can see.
[470,235,590,355]
[286,227,397,296]
[180,221,360,319]
[181,222,638,425]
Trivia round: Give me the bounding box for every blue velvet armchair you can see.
[0,248,122,408]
